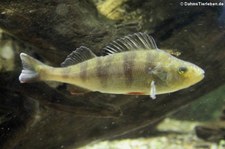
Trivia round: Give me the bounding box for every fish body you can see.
[19,32,204,99]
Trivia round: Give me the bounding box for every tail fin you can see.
[19,53,45,83]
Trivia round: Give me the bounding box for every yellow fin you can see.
[19,53,45,83]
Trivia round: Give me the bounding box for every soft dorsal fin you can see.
[101,32,158,55]
[61,46,96,67]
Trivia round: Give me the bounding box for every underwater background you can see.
[0,0,225,148]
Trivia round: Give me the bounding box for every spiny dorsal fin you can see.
[102,32,158,55]
[61,46,96,67]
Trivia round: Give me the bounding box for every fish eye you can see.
[178,66,188,74]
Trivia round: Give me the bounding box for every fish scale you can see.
[18,32,204,99]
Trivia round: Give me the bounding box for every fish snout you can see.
[199,67,205,75]
[196,67,205,81]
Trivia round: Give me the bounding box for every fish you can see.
[19,32,205,99]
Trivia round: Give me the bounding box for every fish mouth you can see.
[197,68,205,81]
[200,68,205,76]
[200,68,205,75]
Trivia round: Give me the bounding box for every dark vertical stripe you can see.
[96,57,112,87]
[61,67,71,79]
[80,62,88,81]
[123,52,136,86]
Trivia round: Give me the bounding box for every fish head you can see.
[168,61,205,91]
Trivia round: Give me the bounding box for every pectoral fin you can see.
[150,81,156,99]
[150,66,168,81]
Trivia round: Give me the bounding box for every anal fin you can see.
[67,85,91,95]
